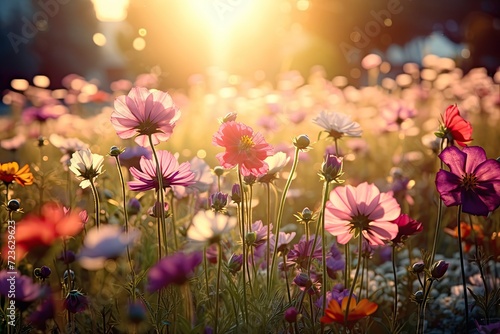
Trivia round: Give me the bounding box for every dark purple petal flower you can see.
[436,146,500,216]
[28,295,56,330]
[0,270,43,303]
[64,290,89,313]
[430,260,449,279]
[391,214,423,245]
[147,252,202,292]
[288,235,323,270]
[128,150,196,191]
[284,307,300,323]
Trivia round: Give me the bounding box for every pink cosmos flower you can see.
[212,121,273,176]
[325,182,401,245]
[128,150,196,191]
[111,87,181,147]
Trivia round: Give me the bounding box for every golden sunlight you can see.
[92,0,129,22]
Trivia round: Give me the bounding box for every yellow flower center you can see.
[239,135,254,151]
[461,173,478,191]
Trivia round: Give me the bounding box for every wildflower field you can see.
[0,60,499,334]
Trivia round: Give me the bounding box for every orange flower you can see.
[321,296,378,324]
[0,162,34,186]
[3,202,84,260]
[444,222,484,252]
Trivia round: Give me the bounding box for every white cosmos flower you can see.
[187,210,237,247]
[312,110,362,139]
[69,149,105,189]
[258,152,290,183]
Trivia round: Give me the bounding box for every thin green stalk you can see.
[344,244,350,288]
[345,235,363,324]
[392,245,398,328]
[269,146,300,285]
[148,135,168,256]
[237,166,248,324]
[266,183,272,288]
[169,192,178,251]
[469,218,490,323]
[214,242,223,334]
[113,156,136,298]
[430,138,447,264]
[89,178,100,229]
[456,205,469,327]
[319,181,331,316]
[419,278,433,334]
[283,252,291,304]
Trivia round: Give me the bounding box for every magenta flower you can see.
[111,87,181,147]
[212,121,273,176]
[436,146,500,216]
[324,182,401,245]
[128,150,196,191]
[147,252,202,292]
[391,214,423,246]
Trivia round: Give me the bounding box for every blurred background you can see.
[1,0,499,109]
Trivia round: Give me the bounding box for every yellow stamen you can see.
[239,135,254,151]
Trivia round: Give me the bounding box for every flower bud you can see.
[293,272,312,289]
[245,232,257,245]
[7,199,21,212]
[243,174,257,186]
[284,307,301,323]
[109,146,124,157]
[231,184,241,203]
[210,192,228,212]
[320,154,344,182]
[221,112,237,123]
[301,207,313,221]
[127,198,141,215]
[58,250,76,264]
[148,201,170,218]
[227,254,243,274]
[293,134,310,150]
[64,290,89,313]
[411,261,425,274]
[430,260,449,279]
[213,166,225,177]
[127,301,147,324]
[413,290,424,304]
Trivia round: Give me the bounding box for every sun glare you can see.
[92,0,130,22]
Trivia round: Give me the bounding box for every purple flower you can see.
[231,184,242,203]
[320,154,344,182]
[147,252,202,292]
[119,146,152,169]
[64,290,89,313]
[288,235,323,270]
[210,192,228,212]
[0,271,43,306]
[227,253,243,274]
[249,220,273,248]
[326,243,345,279]
[128,300,147,324]
[28,295,55,330]
[128,150,196,191]
[22,103,67,124]
[436,146,500,216]
[315,284,352,309]
[430,260,449,279]
[284,307,300,323]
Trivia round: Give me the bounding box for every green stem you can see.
[456,205,469,327]
[283,252,291,304]
[344,244,350,288]
[266,183,272,289]
[319,181,330,315]
[169,192,178,251]
[470,217,490,323]
[148,135,168,256]
[430,138,447,264]
[392,245,398,328]
[237,166,248,324]
[345,235,363,324]
[269,146,300,285]
[214,242,223,334]
[89,178,100,229]
[113,156,136,300]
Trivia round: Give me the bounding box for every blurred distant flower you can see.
[22,103,67,124]
[1,133,26,151]
[49,134,89,167]
[64,290,88,313]
[127,300,147,324]
[313,111,362,140]
[134,73,159,89]
[435,104,472,147]
[111,87,180,147]
[475,319,500,334]
[28,295,56,330]
[0,271,43,307]
[391,214,423,246]
[77,225,140,270]
[34,266,52,280]
[0,161,33,186]
[325,182,401,245]
[117,146,151,169]
[381,100,417,132]
[127,198,141,215]
[147,251,202,292]
[128,150,195,191]
[320,296,378,324]
[3,202,83,260]
[110,79,133,92]
[386,167,415,206]
[284,307,300,323]
[436,146,500,216]
[444,221,484,253]
[212,121,273,177]
[69,149,104,189]
[258,152,290,183]
[148,201,170,218]
[231,184,242,203]
[175,157,215,195]
[187,210,237,247]
[326,243,345,279]
[57,250,76,264]
[274,231,296,253]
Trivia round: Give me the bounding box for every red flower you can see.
[436,105,473,147]
[212,121,273,176]
[3,202,84,260]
